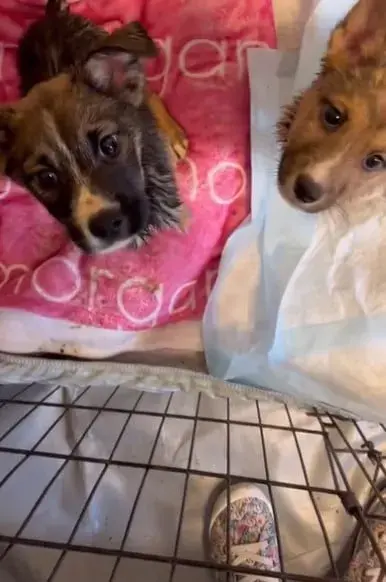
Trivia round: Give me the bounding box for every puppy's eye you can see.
[34,169,58,190]
[99,134,120,158]
[363,153,386,172]
[322,103,346,130]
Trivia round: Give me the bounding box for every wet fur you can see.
[0,0,186,253]
[277,0,386,213]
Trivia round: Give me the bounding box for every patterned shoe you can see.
[346,488,386,582]
[208,483,280,581]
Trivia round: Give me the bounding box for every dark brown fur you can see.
[0,0,187,253]
[277,0,386,214]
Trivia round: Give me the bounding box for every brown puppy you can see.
[277,0,386,214]
[0,0,188,253]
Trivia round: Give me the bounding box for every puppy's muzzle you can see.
[88,202,149,241]
[88,208,129,241]
[293,174,323,205]
[72,186,149,252]
[282,174,329,213]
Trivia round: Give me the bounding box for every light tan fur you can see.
[73,186,117,234]
[147,91,188,163]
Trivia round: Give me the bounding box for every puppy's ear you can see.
[82,22,157,106]
[326,0,386,70]
[0,107,16,172]
[83,50,146,106]
[102,21,158,58]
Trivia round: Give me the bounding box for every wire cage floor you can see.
[0,382,385,582]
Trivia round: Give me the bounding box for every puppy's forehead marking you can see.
[373,86,386,127]
[22,73,73,106]
[37,108,80,176]
[307,154,344,184]
[16,80,82,178]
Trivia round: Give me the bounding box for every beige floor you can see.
[273,0,319,49]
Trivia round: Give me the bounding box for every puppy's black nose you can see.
[89,209,126,240]
[294,174,323,204]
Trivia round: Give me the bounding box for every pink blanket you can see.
[0,0,275,331]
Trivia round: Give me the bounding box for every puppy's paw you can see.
[147,92,188,161]
[168,120,189,161]
[179,204,191,232]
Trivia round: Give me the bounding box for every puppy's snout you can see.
[294,175,323,205]
[89,208,127,240]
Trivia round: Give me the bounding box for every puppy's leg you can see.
[146,91,188,162]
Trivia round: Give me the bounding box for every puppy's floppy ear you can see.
[326,0,386,70]
[0,106,16,172]
[82,21,157,107]
[101,21,158,58]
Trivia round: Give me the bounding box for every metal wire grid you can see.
[0,382,384,582]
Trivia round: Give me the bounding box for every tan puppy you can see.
[278,0,386,214]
